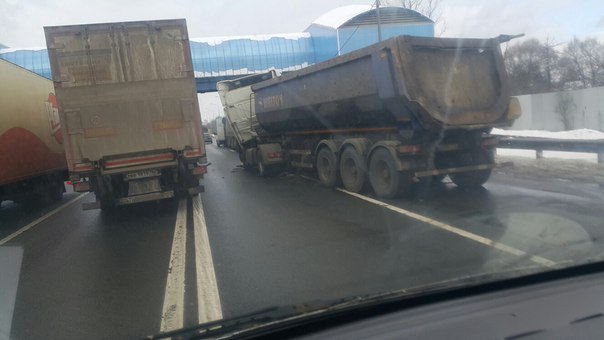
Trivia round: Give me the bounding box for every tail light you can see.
[480,138,499,148]
[396,145,422,155]
[184,148,204,158]
[73,181,91,192]
[192,166,207,175]
[267,152,282,159]
[73,162,94,172]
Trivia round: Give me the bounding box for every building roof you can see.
[310,5,373,29]
[340,7,433,27]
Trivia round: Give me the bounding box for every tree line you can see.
[503,37,604,95]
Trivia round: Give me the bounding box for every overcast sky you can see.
[2,0,603,121]
[2,0,603,47]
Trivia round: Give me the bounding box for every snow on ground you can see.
[496,149,599,162]
[492,128,604,140]
[493,128,603,162]
[495,155,604,185]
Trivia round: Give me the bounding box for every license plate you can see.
[124,169,160,180]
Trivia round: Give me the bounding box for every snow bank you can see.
[193,63,309,77]
[492,128,604,140]
[496,149,599,163]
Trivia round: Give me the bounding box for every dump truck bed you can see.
[251,35,510,134]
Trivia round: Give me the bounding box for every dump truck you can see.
[0,59,68,206]
[44,19,207,210]
[218,35,521,198]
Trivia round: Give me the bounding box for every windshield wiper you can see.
[144,299,345,340]
[144,265,549,340]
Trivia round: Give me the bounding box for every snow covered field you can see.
[492,128,604,163]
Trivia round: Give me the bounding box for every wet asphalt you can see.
[1,143,603,339]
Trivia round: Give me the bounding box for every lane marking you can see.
[160,199,188,332]
[0,193,90,245]
[192,195,223,323]
[337,188,558,268]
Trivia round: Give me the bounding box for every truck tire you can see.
[257,155,272,178]
[369,148,412,199]
[49,180,64,202]
[99,194,115,211]
[238,147,251,170]
[339,147,367,193]
[316,147,338,188]
[449,149,493,188]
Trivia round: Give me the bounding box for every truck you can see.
[215,116,226,146]
[0,59,68,206]
[44,19,207,210]
[218,35,521,198]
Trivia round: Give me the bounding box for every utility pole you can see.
[376,0,383,42]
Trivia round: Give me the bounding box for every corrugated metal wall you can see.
[511,87,604,131]
[190,34,315,77]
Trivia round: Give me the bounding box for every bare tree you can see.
[555,92,576,130]
[559,37,604,89]
[383,0,445,34]
[503,39,554,95]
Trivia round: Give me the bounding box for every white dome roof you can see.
[310,5,373,29]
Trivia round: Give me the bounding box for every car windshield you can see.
[1,0,604,339]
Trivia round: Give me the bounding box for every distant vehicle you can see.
[218,35,521,198]
[44,19,207,210]
[204,132,213,144]
[215,117,226,146]
[0,59,67,205]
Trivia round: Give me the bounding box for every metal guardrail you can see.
[497,136,604,163]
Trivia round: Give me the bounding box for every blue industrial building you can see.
[0,5,433,92]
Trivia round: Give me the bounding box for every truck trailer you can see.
[44,19,207,210]
[218,35,521,198]
[0,59,68,205]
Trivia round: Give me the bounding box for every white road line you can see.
[192,195,223,323]
[0,193,90,246]
[160,199,188,332]
[337,189,558,268]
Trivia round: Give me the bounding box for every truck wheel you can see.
[316,147,338,188]
[99,194,115,211]
[50,180,64,202]
[449,149,493,188]
[369,148,412,199]
[258,155,269,177]
[339,147,367,193]
[238,147,252,170]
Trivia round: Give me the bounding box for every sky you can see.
[2,0,603,47]
[2,0,603,120]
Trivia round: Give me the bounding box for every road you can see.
[1,143,603,339]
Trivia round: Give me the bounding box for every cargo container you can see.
[44,19,207,210]
[0,59,68,205]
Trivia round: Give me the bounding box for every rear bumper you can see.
[82,190,175,210]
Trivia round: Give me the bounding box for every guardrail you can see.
[496,136,604,164]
